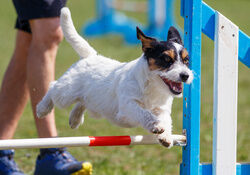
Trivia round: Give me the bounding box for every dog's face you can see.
[137,26,193,97]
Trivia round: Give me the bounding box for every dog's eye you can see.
[155,55,173,70]
[163,56,174,68]
[182,56,189,65]
[163,55,174,62]
[165,56,171,62]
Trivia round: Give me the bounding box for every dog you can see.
[36,7,193,148]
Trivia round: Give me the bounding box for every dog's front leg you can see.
[118,98,165,134]
[154,110,173,148]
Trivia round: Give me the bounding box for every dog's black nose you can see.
[180,73,189,82]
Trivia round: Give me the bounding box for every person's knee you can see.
[46,27,64,45]
[33,27,63,48]
[31,18,64,49]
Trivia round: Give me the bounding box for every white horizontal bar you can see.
[130,134,186,146]
[0,137,91,149]
[0,135,186,149]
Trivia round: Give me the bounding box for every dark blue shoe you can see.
[34,148,92,175]
[0,149,26,175]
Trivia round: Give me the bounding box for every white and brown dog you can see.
[37,7,193,148]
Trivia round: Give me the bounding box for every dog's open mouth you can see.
[160,76,182,95]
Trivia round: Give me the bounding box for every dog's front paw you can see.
[158,133,173,148]
[151,122,165,134]
[145,120,165,134]
[143,112,165,134]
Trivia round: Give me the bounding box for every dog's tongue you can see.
[161,77,182,93]
[168,81,182,92]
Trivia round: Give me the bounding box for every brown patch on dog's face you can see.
[181,49,189,65]
[148,58,160,70]
[163,49,175,61]
[181,49,188,59]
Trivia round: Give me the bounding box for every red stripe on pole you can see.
[89,136,131,146]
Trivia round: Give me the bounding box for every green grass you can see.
[0,0,249,174]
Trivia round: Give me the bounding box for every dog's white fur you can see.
[36,7,193,148]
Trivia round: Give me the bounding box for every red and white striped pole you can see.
[0,135,186,149]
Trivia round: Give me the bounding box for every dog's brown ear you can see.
[137,27,156,52]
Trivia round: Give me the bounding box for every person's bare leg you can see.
[0,31,31,139]
[27,17,63,138]
[28,18,92,175]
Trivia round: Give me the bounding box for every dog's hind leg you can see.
[69,102,85,129]
[36,91,54,118]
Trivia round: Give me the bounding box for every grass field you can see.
[0,0,249,174]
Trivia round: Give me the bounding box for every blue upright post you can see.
[180,0,202,175]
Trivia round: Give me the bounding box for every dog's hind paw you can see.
[69,115,84,129]
[69,103,85,129]
[36,94,54,118]
[36,111,45,119]
[36,102,53,118]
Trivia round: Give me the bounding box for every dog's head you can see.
[137,26,193,97]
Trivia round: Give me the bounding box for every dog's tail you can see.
[60,7,96,58]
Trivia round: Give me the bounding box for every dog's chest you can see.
[141,78,172,110]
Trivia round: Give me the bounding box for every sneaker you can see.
[0,149,26,175]
[34,148,92,175]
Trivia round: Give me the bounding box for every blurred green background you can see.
[0,0,249,174]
